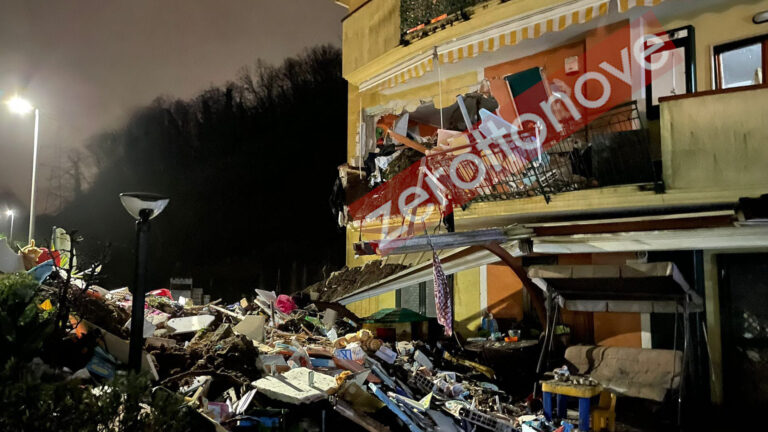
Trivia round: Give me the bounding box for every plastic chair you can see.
[591,390,616,432]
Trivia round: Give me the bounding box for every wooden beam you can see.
[381,126,428,154]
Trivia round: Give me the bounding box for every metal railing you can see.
[423,101,657,206]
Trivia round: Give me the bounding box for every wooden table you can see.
[540,379,603,431]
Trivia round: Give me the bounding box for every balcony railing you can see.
[424,101,659,206]
[336,101,659,227]
[400,0,491,44]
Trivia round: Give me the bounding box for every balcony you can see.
[400,0,491,44]
[435,101,659,207]
[660,84,768,192]
[336,101,661,229]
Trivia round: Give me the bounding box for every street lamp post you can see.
[6,210,14,244]
[5,96,40,243]
[119,192,169,372]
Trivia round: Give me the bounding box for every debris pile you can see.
[36,277,576,431]
[307,260,408,301]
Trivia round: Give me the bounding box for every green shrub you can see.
[0,273,198,432]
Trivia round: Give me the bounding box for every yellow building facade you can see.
[331,0,768,405]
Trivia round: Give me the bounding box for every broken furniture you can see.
[528,261,700,427]
[564,345,682,403]
[540,379,603,431]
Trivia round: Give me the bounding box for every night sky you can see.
[0,0,344,214]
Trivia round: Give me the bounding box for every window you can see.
[715,35,768,89]
[395,280,437,318]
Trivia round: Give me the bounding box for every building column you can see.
[479,264,488,312]
[703,251,723,405]
[641,313,652,348]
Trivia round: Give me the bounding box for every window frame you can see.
[714,34,768,90]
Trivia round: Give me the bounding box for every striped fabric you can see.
[617,0,667,13]
[432,249,453,336]
[381,57,435,90]
[375,0,611,91]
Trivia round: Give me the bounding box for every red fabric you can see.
[275,294,297,314]
[149,288,174,300]
[36,248,61,266]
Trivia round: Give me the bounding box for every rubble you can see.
[306,260,408,301]
[166,314,216,334]
[15,265,605,432]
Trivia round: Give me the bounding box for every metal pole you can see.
[678,296,690,426]
[129,212,151,372]
[8,213,13,244]
[28,108,40,243]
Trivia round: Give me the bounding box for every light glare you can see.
[6,96,34,115]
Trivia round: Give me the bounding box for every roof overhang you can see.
[532,225,768,254]
[354,225,532,256]
[338,241,527,304]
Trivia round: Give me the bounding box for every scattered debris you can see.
[18,268,604,432]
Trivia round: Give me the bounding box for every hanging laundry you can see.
[432,249,453,336]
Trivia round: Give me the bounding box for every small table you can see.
[541,379,603,431]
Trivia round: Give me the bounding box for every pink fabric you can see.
[149,288,174,300]
[275,294,297,314]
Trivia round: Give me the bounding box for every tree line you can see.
[39,45,347,300]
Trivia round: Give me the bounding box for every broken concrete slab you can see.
[166,314,215,335]
[124,318,156,338]
[253,367,336,404]
[233,315,266,342]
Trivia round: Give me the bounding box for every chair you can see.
[591,390,616,432]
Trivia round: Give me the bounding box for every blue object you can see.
[334,349,353,360]
[543,390,592,430]
[543,391,553,421]
[27,259,54,284]
[369,383,424,432]
[578,396,591,431]
[86,347,116,380]
[556,394,568,418]
[310,357,335,368]
[481,317,498,334]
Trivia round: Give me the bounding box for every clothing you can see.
[432,250,453,336]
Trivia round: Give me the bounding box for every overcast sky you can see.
[0,0,345,215]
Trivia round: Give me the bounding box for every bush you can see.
[0,273,198,432]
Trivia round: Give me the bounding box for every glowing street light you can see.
[5,210,14,244]
[6,96,34,115]
[4,95,40,243]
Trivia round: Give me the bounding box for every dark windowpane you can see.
[399,284,421,312]
[425,279,437,318]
